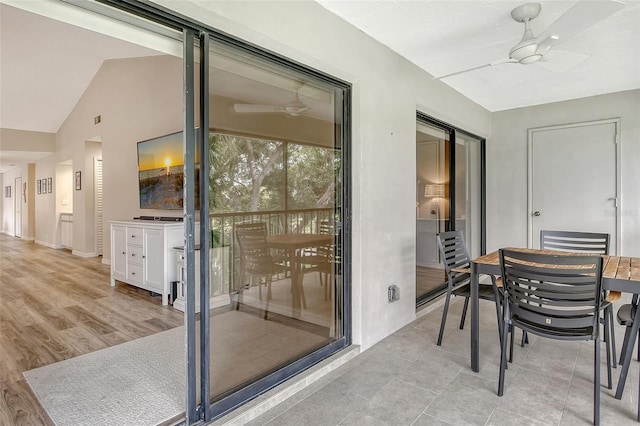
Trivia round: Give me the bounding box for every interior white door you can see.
[529,120,618,252]
[14,177,22,238]
[95,158,103,256]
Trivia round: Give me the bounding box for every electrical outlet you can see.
[388,285,400,302]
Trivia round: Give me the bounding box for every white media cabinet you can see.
[172,245,231,313]
[110,220,183,305]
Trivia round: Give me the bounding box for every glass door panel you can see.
[416,122,448,302]
[455,135,482,259]
[203,39,346,411]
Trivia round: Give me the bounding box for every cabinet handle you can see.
[131,253,135,257]
[122,251,126,255]
[131,272,136,275]
[142,255,146,259]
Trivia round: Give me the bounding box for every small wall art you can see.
[47,177,53,193]
[37,179,41,194]
[75,171,81,190]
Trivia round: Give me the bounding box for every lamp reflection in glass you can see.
[424,184,445,219]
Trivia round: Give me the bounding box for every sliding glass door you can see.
[415,116,485,305]
[191,31,350,422]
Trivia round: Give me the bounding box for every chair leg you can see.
[437,292,453,346]
[498,316,510,396]
[491,284,504,346]
[263,277,271,320]
[459,297,470,330]
[604,312,613,390]
[615,309,640,399]
[521,331,528,347]
[594,337,601,426]
[607,305,617,368]
[619,325,633,365]
[509,324,515,363]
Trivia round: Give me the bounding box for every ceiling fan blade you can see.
[233,104,285,114]
[433,58,517,80]
[534,50,589,73]
[535,0,625,49]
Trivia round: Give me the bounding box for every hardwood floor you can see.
[416,266,446,299]
[0,234,183,425]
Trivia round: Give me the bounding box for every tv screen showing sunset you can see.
[137,132,184,210]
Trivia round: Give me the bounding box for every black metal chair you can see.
[540,230,618,378]
[498,249,608,425]
[234,222,289,319]
[435,231,503,346]
[614,294,640,420]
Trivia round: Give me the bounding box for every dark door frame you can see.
[415,112,487,306]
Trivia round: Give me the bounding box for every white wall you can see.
[151,0,492,350]
[488,89,640,256]
[53,55,183,257]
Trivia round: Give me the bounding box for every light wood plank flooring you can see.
[0,234,184,426]
[416,266,446,299]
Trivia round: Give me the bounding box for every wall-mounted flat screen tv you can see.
[137,131,186,210]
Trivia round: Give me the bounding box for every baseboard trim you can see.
[72,250,98,258]
[35,240,63,249]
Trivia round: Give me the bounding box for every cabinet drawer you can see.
[127,227,143,244]
[128,245,143,264]
[127,264,143,284]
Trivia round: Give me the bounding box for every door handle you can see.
[533,211,541,217]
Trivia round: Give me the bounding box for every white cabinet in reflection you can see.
[173,246,231,313]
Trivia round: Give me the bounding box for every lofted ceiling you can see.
[316,0,640,112]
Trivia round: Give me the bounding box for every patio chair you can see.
[614,294,640,420]
[436,231,503,346]
[234,222,289,319]
[540,230,618,376]
[498,249,608,425]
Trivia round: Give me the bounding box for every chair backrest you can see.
[540,230,610,255]
[499,248,603,340]
[234,222,271,274]
[436,230,471,286]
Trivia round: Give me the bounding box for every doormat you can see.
[24,326,185,426]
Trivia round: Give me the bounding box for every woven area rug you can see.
[24,326,185,426]
[24,309,330,426]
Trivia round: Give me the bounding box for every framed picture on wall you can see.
[47,177,52,193]
[37,180,41,194]
[75,171,81,190]
[5,186,11,197]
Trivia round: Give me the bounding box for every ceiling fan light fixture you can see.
[509,40,539,62]
[519,54,542,64]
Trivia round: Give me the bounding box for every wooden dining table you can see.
[266,233,333,316]
[469,248,640,398]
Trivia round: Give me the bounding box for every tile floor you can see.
[245,293,640,425]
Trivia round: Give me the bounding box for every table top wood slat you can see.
[473,248,638,283]
[630,257,640,282]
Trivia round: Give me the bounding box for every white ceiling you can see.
[316,0,640,112]
[1,0,638,175]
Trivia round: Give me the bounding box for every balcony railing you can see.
[206,208,338,295]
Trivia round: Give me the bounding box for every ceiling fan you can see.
[233,88,310,116]
[435,0,625,80]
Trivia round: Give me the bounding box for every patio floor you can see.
[240,293,639,425]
